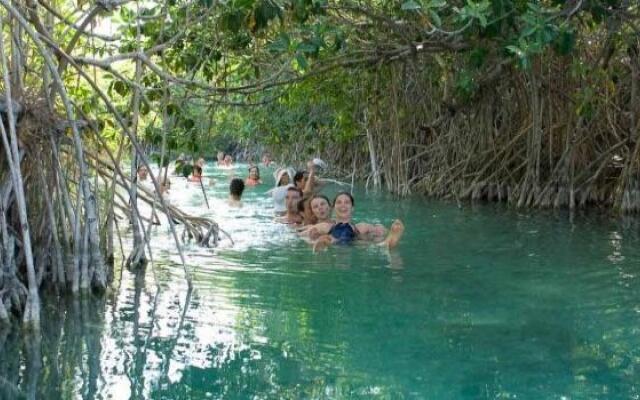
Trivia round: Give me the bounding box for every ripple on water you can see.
[2,163,640,399]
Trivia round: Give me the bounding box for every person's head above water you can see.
[310,194,332,222]
[229,178,245,199]
[293,170,308,189]
[285,187,303,213]
[160,177,171,194]
[275,168,294,187]
[248,166,260,180]
[333,191,354,222]
[192,165,203,177]
[137,165,148,181]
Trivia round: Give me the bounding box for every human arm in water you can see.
[355,222,387,242]
[298,221,333,239]
[312,220,405,252]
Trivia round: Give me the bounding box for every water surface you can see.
[1,163,639,399]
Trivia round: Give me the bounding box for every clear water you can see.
[1,163,639,399]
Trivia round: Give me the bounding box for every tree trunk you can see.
[364,109,381,191]
[0,25,40,330]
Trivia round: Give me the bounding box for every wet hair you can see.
[287,186,303,197]
[299,198,317,224]
[310,194,331,207]
[293,170,308,185]
[229,178,245,197]
[333,191,354,207]
[248,166,260,179]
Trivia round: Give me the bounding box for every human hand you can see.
[309,226,321,240]
[307,160,315,172]
[313,235,333,253]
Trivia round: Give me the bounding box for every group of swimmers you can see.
[262,159,404,251]
[137,155,405,252]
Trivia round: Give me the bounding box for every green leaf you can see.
[469,47,487,68]
[553,29,575,56]
[478,14,488,27]
[221,10,246,33]
[113,81,128,96]
[401,0,421,10]
[166,103,179,116]
[297,41,319,55]
[183,118,196,130]
[506,45,524,58]
[295,53,308,70]
[234,0,255,9]
[429,9,442,27]
[140,101,150,116]
[268,33,290,53]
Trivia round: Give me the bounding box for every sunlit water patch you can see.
[1,163,639,399]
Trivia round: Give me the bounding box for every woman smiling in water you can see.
[309,192,405,251]
[245,165,262,186]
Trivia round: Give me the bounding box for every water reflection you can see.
[1,164,640,399]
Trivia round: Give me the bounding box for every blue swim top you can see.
[329,222,359,244]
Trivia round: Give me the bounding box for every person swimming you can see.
[326,192,358,243]
[297,194,333,237]
[271,167,295,215]
[188,165,203,182]
[309,192,405,251]
[309,194,332,223]
[275,187,303,225]
[245,165,262,186]
[228,178,245,207]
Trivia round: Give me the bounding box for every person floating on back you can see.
[308,192,405,252]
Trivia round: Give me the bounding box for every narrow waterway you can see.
[1,163,639,399]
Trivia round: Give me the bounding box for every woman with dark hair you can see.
[308,192,405,251]
[228,178,245,207]
[245,166,262,186]
[293,170,308,190]
[188,165,203,182]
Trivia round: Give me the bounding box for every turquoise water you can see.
[1,163,639,399]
